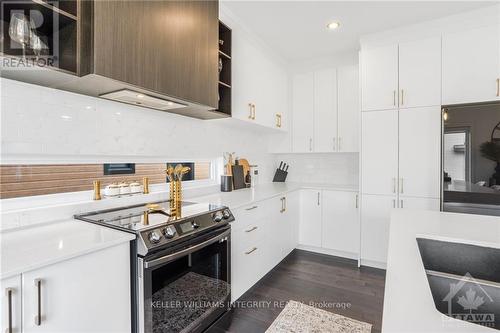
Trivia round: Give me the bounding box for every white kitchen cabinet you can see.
[292,73,315,152]
[337,65,360,152]
[285,191,300,255]
[399,106,441,198]
[360,194,396,266]
[314,68,338,152]
[321,190,360,255]
[231,233,263,302]
[361,44,399,111]
[22,244,131,333]
[361,110,399,195]
[231,23,288,129]
[1,275,22,333]
[399,37,441,108]
[299,189,322,247]
[231,192,298,302]
[442,25,500,105]
[399,197,440,211]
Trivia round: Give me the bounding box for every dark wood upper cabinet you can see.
[91,0,219,109]
[1,0,224,119]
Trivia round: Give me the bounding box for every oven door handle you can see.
[144,229,230,269]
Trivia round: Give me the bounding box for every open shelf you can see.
[217,21,232,116]
[1,0,79,74]
[218,50,231,60]
[219,81,231,88]
[32,0,77,20]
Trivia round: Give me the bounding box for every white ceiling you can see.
[222,1,494,61]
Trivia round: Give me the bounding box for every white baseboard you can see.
[359,259,387,270]
[294,245,387,270]
[296,245,359,261]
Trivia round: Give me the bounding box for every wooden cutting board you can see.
[237,159,250,180]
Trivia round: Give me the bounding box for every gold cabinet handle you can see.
[245,247,257,255]
[252,104,256,120]
[276,113,282,128]
[401,89,404,105]
[248,103,253,119]
[393,90,396,106]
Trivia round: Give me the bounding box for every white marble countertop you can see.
[191,182,358,210]
[0,220,135,279]
[383,209,500,332]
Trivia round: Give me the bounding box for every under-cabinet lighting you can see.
[137,94,145,99]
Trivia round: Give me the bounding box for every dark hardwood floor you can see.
[208,249,386,333]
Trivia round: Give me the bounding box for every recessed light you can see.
[167,101,174,106]
[326,21,340,30]
[137,94,145,99]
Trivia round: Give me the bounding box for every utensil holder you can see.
[169,180,182,218]
[272,169,288,182]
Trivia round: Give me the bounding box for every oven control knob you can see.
[222,209,231,219]
[164,226,176,239]
[192,221,200,229]
[148,230,162,244]
[213,211,223,223]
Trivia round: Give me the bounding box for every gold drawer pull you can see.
[245,247,257,255]
[245,226,258,233]
[245,205,258,211]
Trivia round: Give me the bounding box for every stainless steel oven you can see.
[137,225,231,333]
[75,201,234,333]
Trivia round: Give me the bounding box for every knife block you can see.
[272,168,288,182]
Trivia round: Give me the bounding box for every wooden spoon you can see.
[179,166,191,181]
[174,164,183,181]
[165,166,174,182]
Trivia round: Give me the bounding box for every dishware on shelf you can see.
[9,13,30,55]
[218,58,223,74]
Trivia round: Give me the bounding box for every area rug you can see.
[266,300,372,333]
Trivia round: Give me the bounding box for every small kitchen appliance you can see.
[75,201,234,333]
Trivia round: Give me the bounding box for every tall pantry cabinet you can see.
[360,37,442,267]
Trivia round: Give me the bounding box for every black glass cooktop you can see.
[74,201,224,232]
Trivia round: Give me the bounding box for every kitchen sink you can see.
[417,238,500,330]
